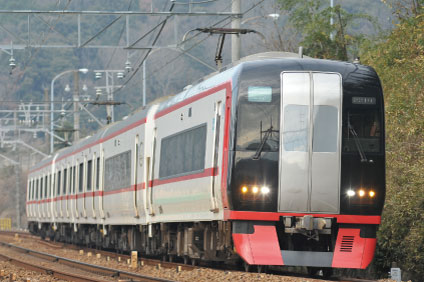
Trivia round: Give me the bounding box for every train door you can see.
[144,105,159,222]
[278,72,342,213]
[91,152,97,218]
[98,149,105,219]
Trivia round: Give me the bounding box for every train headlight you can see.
[358,189,365,197]
[241,186,248,194]
[261,186,270,194]
[369,190,375,198]
[252,186,259,194]
[347,190,356,197]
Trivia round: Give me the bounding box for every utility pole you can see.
[330,0,335,40]
[44,88,49,145]
[231,0,241,62]
[73,71,80,142]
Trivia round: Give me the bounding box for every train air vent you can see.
[340,235,355,252]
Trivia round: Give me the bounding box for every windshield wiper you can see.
[348,121,368,162]
[252,126,274,160]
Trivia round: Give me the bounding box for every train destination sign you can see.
[352,96,376,105]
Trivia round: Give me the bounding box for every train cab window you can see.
[343,109,381,153]
[57,171,61,196]
[96,157,100,190]
[87,160,92,191]
[63,168,67,195]
[236,67,280,152]
[79,163,84,192]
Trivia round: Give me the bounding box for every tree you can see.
[361,12,424,281]
[278,0,376,60]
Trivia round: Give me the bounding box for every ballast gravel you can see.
[0,234,404,282]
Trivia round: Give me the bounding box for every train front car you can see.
[228,57,385,272]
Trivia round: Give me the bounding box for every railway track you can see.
[0,230,381,282]
[0,239,178,282]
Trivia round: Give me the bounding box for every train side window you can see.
[104,151,131,192]
[72,166,76,194]
[79,163,84,192]
[57,171,61,196]
[87,160,92,191]
[96,157,100,190]
[159,124,207,179]
[44,175,48,198]
[63,168,67,195]
[31,180,35,200]
[48,174,51,198]
[35,179,39,200]
[28,180,31,200]
[40,177,44,199]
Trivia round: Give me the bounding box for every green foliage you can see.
[278,0,377,60]
[361,14,424,280]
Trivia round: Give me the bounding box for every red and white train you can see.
[27,52,385,275]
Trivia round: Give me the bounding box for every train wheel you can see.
[307,267,319,276]
[257,265,267,273]
[321,268,333,278]
[183,255,189,264]
[191,258,197,266]
[243,262,251,272]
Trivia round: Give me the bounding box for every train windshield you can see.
[236,68,280,152]
[343,108,382,154]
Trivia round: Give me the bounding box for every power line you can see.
[114,0,265,95]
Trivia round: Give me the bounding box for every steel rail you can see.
[0,241,177,282]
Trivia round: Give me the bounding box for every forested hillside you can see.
[362,12,424,281]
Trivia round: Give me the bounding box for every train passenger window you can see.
[96,157,100,190]
[79,163,84,192]
[29,180,33,200]
[313,105,338,152]
[159,124,206,178]
[36,179,39,200]
[44,176,48,198]
[39,177,44,199]
[104,151,131,191]
[57,171,61,196]
[31,180,34,200]
[87,160,92,191]
[72,166,76,194]
[63,169,67,195]
[283,105,309,152]
[48,174,51,198]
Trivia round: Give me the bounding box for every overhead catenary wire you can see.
[6,0,73,99]
[113,0,265,96]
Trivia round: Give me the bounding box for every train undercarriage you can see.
[29,221,237,265]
